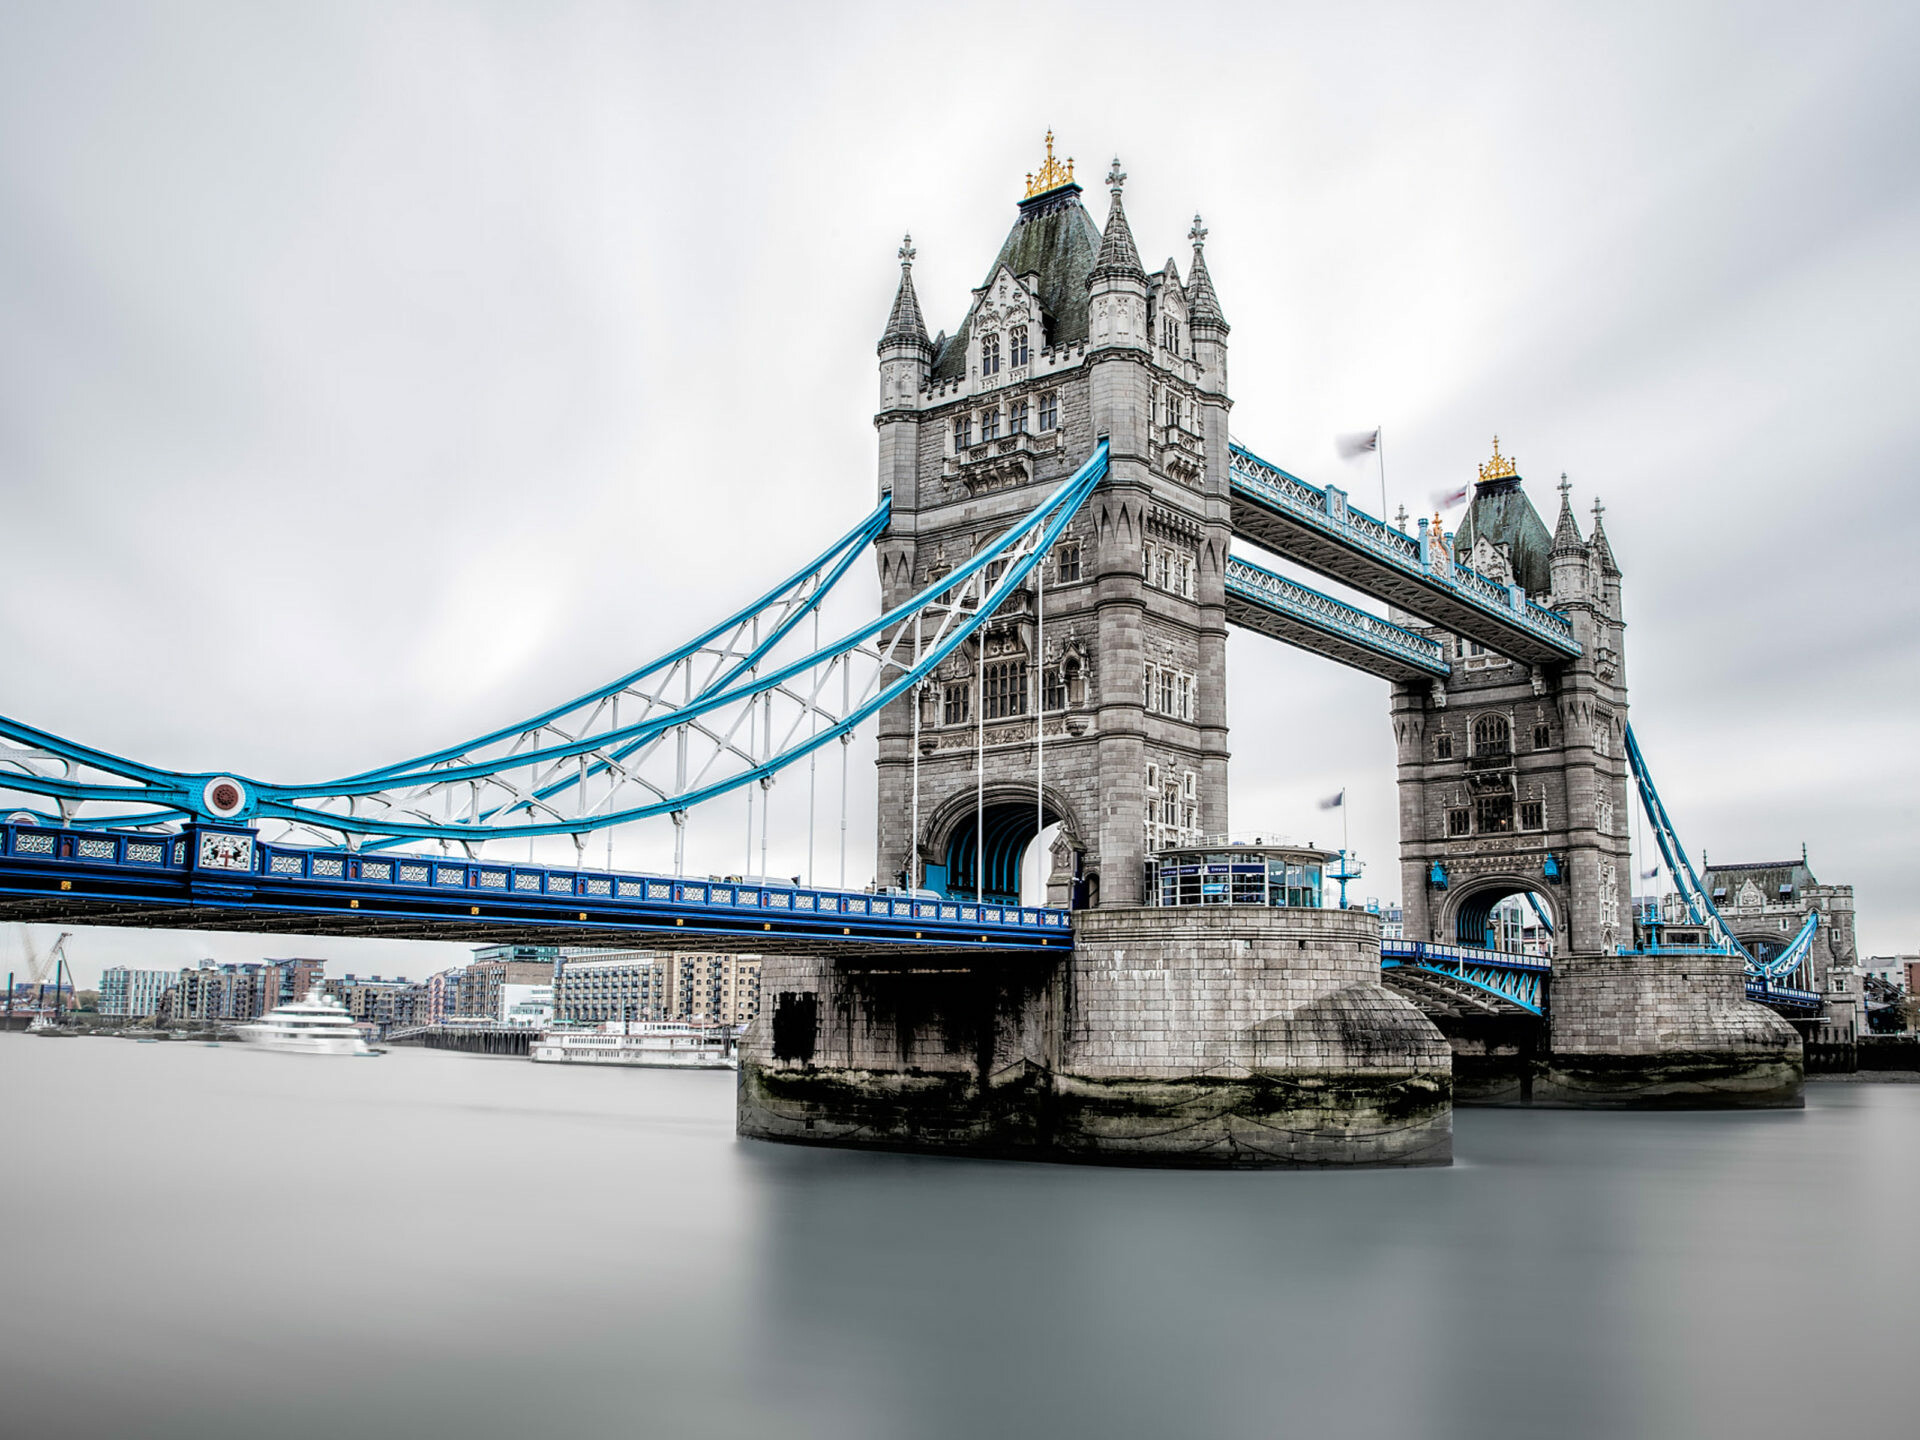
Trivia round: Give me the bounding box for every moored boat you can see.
[531,1021,737,1069]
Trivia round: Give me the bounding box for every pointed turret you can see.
[1589,499,1621,577]
[1548,472,1591,606]
[1089,158,1146,284]
[1551,473,1586,556]
[878,234,933,358]
[1185,214,1226,329]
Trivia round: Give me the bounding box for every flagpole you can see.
[1377,428,1387,521]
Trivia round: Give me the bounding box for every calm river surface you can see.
[3,1037,1915,1440]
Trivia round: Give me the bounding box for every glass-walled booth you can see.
[1149,839,1334,909]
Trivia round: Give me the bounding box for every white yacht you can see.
[238,988,377,1056]
[531,1021,737,1070]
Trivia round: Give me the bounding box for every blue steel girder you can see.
[1224,555,1450,683]
[1228,443,1581,666]
[0,819,1071,958]
[1381,939,1548,1015]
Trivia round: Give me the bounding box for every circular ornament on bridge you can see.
[8,811,40,826]
[202,777,249,819]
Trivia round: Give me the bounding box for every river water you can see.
[2,1038,1914,1440]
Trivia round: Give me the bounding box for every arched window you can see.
[981,332,1001,376]
[1038,392,1058,431]
[953,414,972,450]
[980,407,1000,442]
[1010,326,1029,368]
[1472,714,1512,757]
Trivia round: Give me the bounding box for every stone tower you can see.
[1390,446,1634,959]
[872,143,1232,908]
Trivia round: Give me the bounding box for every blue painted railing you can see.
[1224,556,1450,677]
[1228,443,1581,657]
[0,821,1070,950]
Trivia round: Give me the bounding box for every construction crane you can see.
[7,927,73,1020]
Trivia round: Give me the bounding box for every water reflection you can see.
[2,1039,1913,1440]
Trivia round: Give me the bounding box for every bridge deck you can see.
[1229,444,1581,666]
[1225,556,1450,683]
[0,822,1068,960]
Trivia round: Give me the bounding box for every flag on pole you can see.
[1640,864,1660,880]
[1430,482,1470,510]
[1336,429,1380,460]
[1319,789,1345,810]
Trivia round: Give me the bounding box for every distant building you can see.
[1862,956,1915,992]
[1365,900,1405,941]
[418,967,463,1026]
[325,975,415,1032]
[1701,851,1860,1040]
[501,984,554,1028]
[554,950,762,1027]
[264,957,327,1004]
[99,967,173,1019]
[460,957,556,1021]
[160,961,276,1023]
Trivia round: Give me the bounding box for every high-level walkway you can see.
[1229,443,1582,665]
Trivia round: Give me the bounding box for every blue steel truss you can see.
[1624,724,1821,980]
[0,446,1108,851]
[1228,442,1581,661]
[0,817,1069,953]
[1381,939,1548,1014]
[1223,555,1450,680]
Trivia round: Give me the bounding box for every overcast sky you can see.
[3,1,1916,986]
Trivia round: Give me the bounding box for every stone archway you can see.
[1443,874,1562,955]
[921,782,1084,907]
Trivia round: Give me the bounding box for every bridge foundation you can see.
[1535,950,1804,1107]
[737,906,1452,1168]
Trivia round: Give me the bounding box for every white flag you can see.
[1336,428,1380,460]
[1319,789,1345,810]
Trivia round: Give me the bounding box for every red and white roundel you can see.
[202,777,248,819]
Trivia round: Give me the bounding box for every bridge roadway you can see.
[1228,443,1582,666]
[0,821,1068,959]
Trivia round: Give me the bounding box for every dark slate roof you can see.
[1701,858,1816,904]
[1455,476,1556,595]
[1590,511,1621,576]
[931,187,1104,381]
[879,264,930,353]
[1551,493,1585,556]
[1088,186,1146,284]
[1186,244,1225,327]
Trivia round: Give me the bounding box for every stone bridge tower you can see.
[872,143,1232,908]
[1391,448,1634,958]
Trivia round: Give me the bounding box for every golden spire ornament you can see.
[1478,435,1518,483]
[1023,130,1076,199]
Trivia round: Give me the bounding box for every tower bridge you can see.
[0,138,1846,1164]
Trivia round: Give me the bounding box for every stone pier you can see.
[1535,950,1803,1107]
[737,905,1452,1168]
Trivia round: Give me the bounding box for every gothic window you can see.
[1054,542,1081,583]
[1142,542,1155,581]
[1475,795,1515,834]
[981,407,1001,442]
[1042,665,1067,712]
[1163,391,1179,427]
[1435,733,1454,760]
[1162,317,1180,353]
[954,414,972,450]
[942,682,970,726]
[1176,555,1194,599]
[983,557,1009,590]
[1010,327,1030,368]
[1533,723,1552,750]
[982,660,1029,720]
[1594,712,1614,757]
[1472,714,1512,757]
[1521,800,1544,830]
[1447,808,1470,837]
[1155,549,1172,591]
[1039,391,1058,431]
[1010,399,1029,433]
[981,332,1001,376]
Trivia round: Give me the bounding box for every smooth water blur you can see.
[2,1038,1915,1440]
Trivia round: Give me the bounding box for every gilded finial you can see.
[898,233,915,268]
[1478,434,1517,483]
[1106,157,1126,196]
[1189,214,1208,249]
[1023,130,1076,199]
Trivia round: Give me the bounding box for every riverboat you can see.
[530,1021,737,1070]
[237,988,377,1056]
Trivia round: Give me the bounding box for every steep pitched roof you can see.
[1186,242,1225,326]
[1088,181,1146,284]
[879,261,930,353]
[1551,488,1586,557]
[1455,477,1556,595]
[1590,509,1621,577]
[930,190,1104,381]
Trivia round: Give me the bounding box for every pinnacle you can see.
[879,238,931,354]
[1551,475,1586,557]
[1088,158,1145,285]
